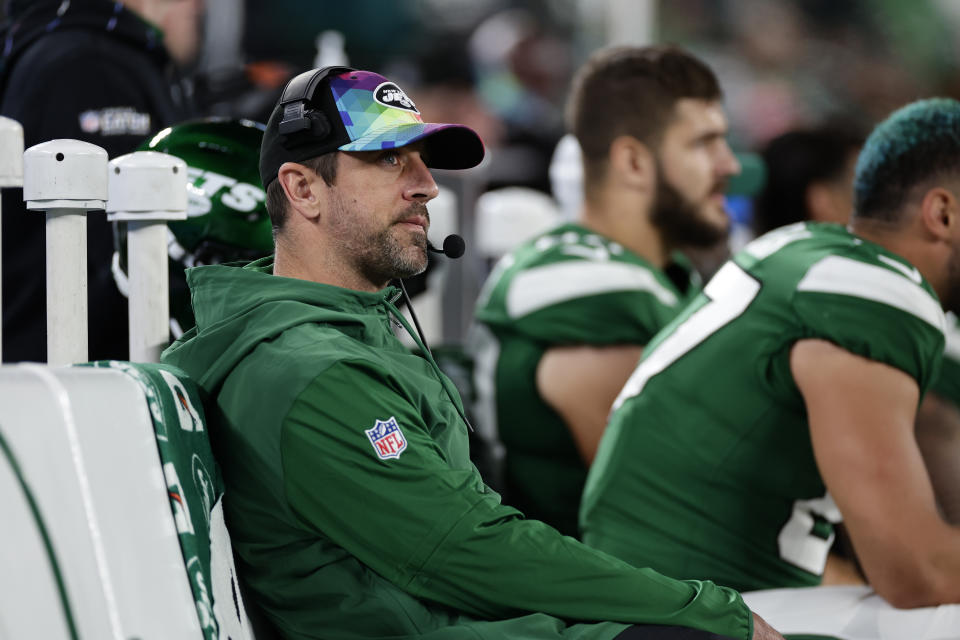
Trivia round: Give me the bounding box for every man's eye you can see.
[380,151,400,166]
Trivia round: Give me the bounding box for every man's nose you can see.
[404,154,440,202]
[718,142,741,178]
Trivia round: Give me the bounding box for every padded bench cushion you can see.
[87,361,243,639]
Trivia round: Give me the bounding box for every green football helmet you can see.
[113,118,274,337]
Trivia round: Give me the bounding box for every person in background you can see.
[752,125,864,235]
[162,65,781,640]
[0,0,202,362]
[581,98,960,608]
[470,45,740,536]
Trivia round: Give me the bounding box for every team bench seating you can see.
[0,361,254,639]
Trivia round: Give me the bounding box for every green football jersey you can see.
[472,223,698,536]
[580,222,946,591]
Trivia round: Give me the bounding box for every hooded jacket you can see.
[0,0,192,362]
[162,258,753,640]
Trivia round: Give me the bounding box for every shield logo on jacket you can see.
[365,416,408,460]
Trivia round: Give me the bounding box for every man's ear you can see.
[277,162,322,221]
[608,135,654,192]
[918,186,959,242]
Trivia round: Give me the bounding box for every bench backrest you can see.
[0,362,253,639]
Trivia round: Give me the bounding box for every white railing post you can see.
[604,0,657,46]
[0,117,24,362]
[107,151,187,363]
[23,140,107,366]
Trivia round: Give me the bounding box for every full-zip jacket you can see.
[162,257,753,640]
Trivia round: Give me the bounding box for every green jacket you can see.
[162,257,753,640]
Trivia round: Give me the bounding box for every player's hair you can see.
[854,98,960,224]
[754,125,865,234]
[265,153,338,233]
[566,45,722,197]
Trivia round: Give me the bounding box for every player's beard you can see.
[650,169,729,249]
[328,193,429,287]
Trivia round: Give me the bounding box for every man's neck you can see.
[851,218,945,295]
[579,191,667,267]
[273,240,384,293]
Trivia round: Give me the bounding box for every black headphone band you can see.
[279,65,355,104]
[277,65,356,137]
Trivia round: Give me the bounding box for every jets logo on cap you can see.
[374,82,419,113]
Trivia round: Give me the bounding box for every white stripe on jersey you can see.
[506,260,678,319]
[744,223,812,260]
[797,255,945,332]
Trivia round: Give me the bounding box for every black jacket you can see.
[0,0,193,362]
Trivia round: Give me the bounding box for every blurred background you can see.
[4,0,960,343]
[102,0,960,183]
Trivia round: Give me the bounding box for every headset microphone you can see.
[397,231,475,431]
[427,234,466,259]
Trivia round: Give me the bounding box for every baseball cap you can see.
[259,67,485,187]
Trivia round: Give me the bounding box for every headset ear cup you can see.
[309,110,331,140]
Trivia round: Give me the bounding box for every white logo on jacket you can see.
[78,107,151,136]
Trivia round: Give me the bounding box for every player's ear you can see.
[278,161,322,222]
[608,135,654,193]
[918,186,958,241]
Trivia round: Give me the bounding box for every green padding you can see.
[85,361,225,640]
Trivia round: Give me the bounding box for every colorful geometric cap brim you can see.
[338,122,484,170]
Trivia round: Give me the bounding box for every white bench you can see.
[0,362,254,639]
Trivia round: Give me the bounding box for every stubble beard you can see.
[328,192,429,287]
[649,171,730,250]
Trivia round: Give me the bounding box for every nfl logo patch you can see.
[365,416,407,460]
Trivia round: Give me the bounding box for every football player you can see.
[755,123,960,561]
[471,45,740,536]
[581,98,960,607]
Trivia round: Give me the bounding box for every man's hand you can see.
[751,612,785,640]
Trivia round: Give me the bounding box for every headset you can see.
[276,65,355,139]
[275,66,474,431]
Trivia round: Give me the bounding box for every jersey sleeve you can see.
[278,359,752,639]
[494,257,682,345]
[792,254,945,393]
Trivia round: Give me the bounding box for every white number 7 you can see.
[613,256,843,575]
[613,261,761,411]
